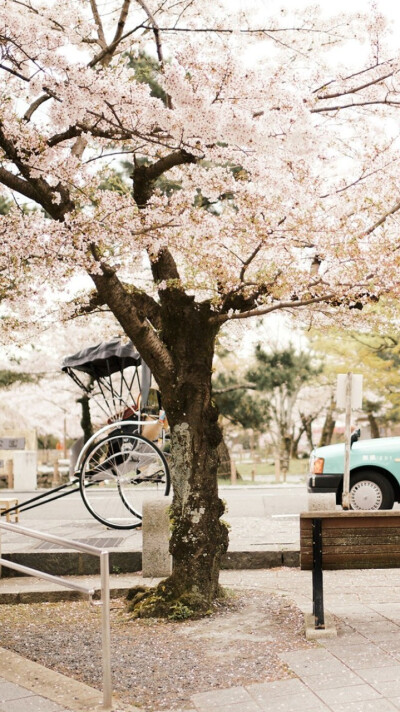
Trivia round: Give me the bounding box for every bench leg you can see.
[312,518,325,629]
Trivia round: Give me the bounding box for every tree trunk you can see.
[99,283,229,616]
[153,304,229,614]
[367,411,380,439]
[291,429,303,459]
[217,436,235,479]
[319,396,336,447]
[279,434,292,480]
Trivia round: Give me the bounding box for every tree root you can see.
[126,582,228,620]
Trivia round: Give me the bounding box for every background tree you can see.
[246,345,322,477]
[213,352,267,479]
[2,1,400,614]
[214,343,322,476]
[318,394,336,447]
[0,370,36,388]
[310,326,400,439]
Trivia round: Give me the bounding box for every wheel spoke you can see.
[79,432,170,529]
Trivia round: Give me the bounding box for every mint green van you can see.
[308,433,400,510]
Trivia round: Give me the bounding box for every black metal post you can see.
[312,517,325,629]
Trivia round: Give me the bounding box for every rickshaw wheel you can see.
[78,432,170,530]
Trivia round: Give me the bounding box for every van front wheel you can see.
[349,471,394,510]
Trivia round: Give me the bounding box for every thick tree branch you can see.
[133,149,197,207]
[112,0,132,47]
[0,125,74,218]
[24,94,51,122]
[132,149,197,291]
[0,166,44,204]
[89,266,174,381]
[150,248,181,285]
[0,63,29,81]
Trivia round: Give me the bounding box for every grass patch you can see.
[219,459,308,485]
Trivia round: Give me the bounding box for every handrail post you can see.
[100,550,112,710]
[0,522,113,706]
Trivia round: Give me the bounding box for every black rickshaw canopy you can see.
[62,337,152,420]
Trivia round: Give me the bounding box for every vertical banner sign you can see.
[336,373,363,510]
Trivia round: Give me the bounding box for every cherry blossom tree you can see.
[1,0,400,613]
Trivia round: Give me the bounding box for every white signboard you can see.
[0,437,26,450]
[336,374,363,410]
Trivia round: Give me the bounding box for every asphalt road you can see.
[5,481,309,521]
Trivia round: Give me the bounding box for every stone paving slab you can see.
[191,686,257,711]
[246,679,326,711]
[329,701,399,712]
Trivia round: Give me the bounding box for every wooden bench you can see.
[300,511,400,631]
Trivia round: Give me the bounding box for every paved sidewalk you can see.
[3,507,400,711]
[3,568,400,710]
[191,568,400,712]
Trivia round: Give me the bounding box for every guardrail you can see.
[0,521,112,710]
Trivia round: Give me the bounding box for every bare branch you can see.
[135,0,165,65]
[239,241,263,282]
[312,98,400,113]
[213,383,256,395]
[361,198,400,238]
[133,0,174,108]
[211,294,336,324]
[316,70,394,101]
[0,63,29,81]
[88,23,146,68]
[89,0,107,49]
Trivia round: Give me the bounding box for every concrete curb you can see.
[0,548,300,580]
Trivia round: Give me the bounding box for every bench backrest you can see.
[300,511,400,570]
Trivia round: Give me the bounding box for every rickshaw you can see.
[2,338,170,529]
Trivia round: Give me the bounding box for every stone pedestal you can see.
[142,498,172,578]
[307,492,337,511]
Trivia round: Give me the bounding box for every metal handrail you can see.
[0,521,112,710]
